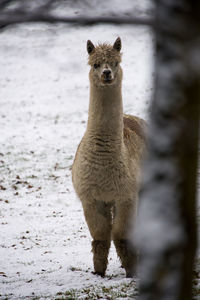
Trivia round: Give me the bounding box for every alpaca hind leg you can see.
[112,199,137,277]
[82,200,112,276]
[114,239,137,277]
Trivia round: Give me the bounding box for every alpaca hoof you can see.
[92,271,105,277]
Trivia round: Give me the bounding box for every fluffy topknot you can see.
[87,42,122,66]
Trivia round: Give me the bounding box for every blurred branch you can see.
[0,14,153,28]
[0,0,153,29]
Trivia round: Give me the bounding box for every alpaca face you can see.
[87,37,122,86]
[93,61,118,85]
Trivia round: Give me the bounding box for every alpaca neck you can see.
[87,81,123,141]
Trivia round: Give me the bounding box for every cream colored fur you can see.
[72,37,146,277]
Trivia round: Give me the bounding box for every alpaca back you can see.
[123,114,147,162]
[123,114,146,143]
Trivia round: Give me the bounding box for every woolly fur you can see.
[72,38,146,278]
[88,43,122,66]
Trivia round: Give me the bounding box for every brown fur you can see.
[88,43,122,66]
[72,38,146,277]
[123,115,146,142]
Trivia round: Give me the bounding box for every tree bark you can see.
[137,1,200,300]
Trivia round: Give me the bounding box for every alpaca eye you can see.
[115,62,118,67]
[94,63,100,69]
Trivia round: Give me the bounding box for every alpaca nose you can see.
[103,69,111,77]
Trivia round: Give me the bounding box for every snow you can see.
[0,23,153,299]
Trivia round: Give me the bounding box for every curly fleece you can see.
[88,43,122,66]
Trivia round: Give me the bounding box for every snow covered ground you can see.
[0,20,154,299]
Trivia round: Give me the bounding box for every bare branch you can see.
[0,12,153,29]
[0,0,154,30]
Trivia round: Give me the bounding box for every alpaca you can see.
[72,37,146,278]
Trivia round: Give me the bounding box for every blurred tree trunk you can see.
[137,1,200,300]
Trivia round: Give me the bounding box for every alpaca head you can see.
[87,37,122,87]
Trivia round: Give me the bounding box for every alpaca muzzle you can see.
[101,69,113,84]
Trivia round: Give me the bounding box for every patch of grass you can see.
[55,281,138,300]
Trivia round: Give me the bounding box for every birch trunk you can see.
[137,1,200,299]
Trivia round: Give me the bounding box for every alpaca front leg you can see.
[112,199,138,277]
[92,239,110,277]
[82,201,112,276]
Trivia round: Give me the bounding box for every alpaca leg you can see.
[112,199,137,277]
[82,200,112,276]
[113,239,137,277]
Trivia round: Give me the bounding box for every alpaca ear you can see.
[113,37,121,52]
[87,40,95,54]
